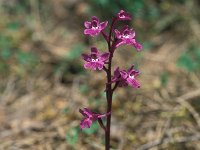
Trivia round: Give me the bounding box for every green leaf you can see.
[0,63,9,73]
[79,84,89,94]
[7,22,20,30]
[16,51,38,66]
[142,42,154,50]
[61,107,69,114]
[0,36,12,49]
[0,49,12,60]
[177,53,198,71]
[67,44,84,60]
[83,121,99,135]
[66,127,79,145]
[160,72,168,87]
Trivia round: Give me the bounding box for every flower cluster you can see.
[80,10,142,130]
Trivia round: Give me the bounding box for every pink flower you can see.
[111,67,128,87]
[79,108,110,129]
[116,10,131,21]
[82,47,110,70]
[114,25,142,51]
[84,16,108,37]
[112,65,140,88]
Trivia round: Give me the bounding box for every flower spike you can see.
[80,10,142,149]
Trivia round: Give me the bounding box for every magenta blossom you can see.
[84,16,108,37]
[112,65,140,88]
[114,25,142,51]
[116,10,131,21]
[111,67,128,87]
[82,47,110,70]
[79,108,110,129]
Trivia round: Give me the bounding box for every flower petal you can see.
[117,10,132,21]
[100,52,110,62]
[127,65,135,72]
[84,21,91,28]
[128,29,136,39]
[97,111,111,119]
[120,70,128,79]
[84,29,99,36]
[114,67,120,77]
[100,21,108,30]
[114,29,121,39]
[84,62,93,69]
[79,109,87,117]
[97,63,104,70]
[91,47,99,55]
[132,41,142,51]
[114,39,124,48]
[129,70,140,77]
[82,54,91,62]
[92,16,99,22]
[88,62,97,70]
[80,118,92,129]
[127,78,140,88]
[83,108,93,117]
[124,38,135,45]
[118,80,128,87]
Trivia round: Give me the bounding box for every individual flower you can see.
[82,47,110,70]
[112,65,140,88]
[114,25,142,51]
[84,16,108,37]
[111,67,128,87]
[116,10,131,21]
[79,108,110,129]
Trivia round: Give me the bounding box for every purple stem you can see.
[101,31,109,43]
[105,18,117,150]
[112,81,119,92]
[98,118,106,132]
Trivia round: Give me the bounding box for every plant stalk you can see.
[105,53,113,150]
[105,18,116,150]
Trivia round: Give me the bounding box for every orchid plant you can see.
[80,10,142,150]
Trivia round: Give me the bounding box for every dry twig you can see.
[176,89,200,128]
[137,133,200,150]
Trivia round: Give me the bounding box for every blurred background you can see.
[0,0,200,149]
